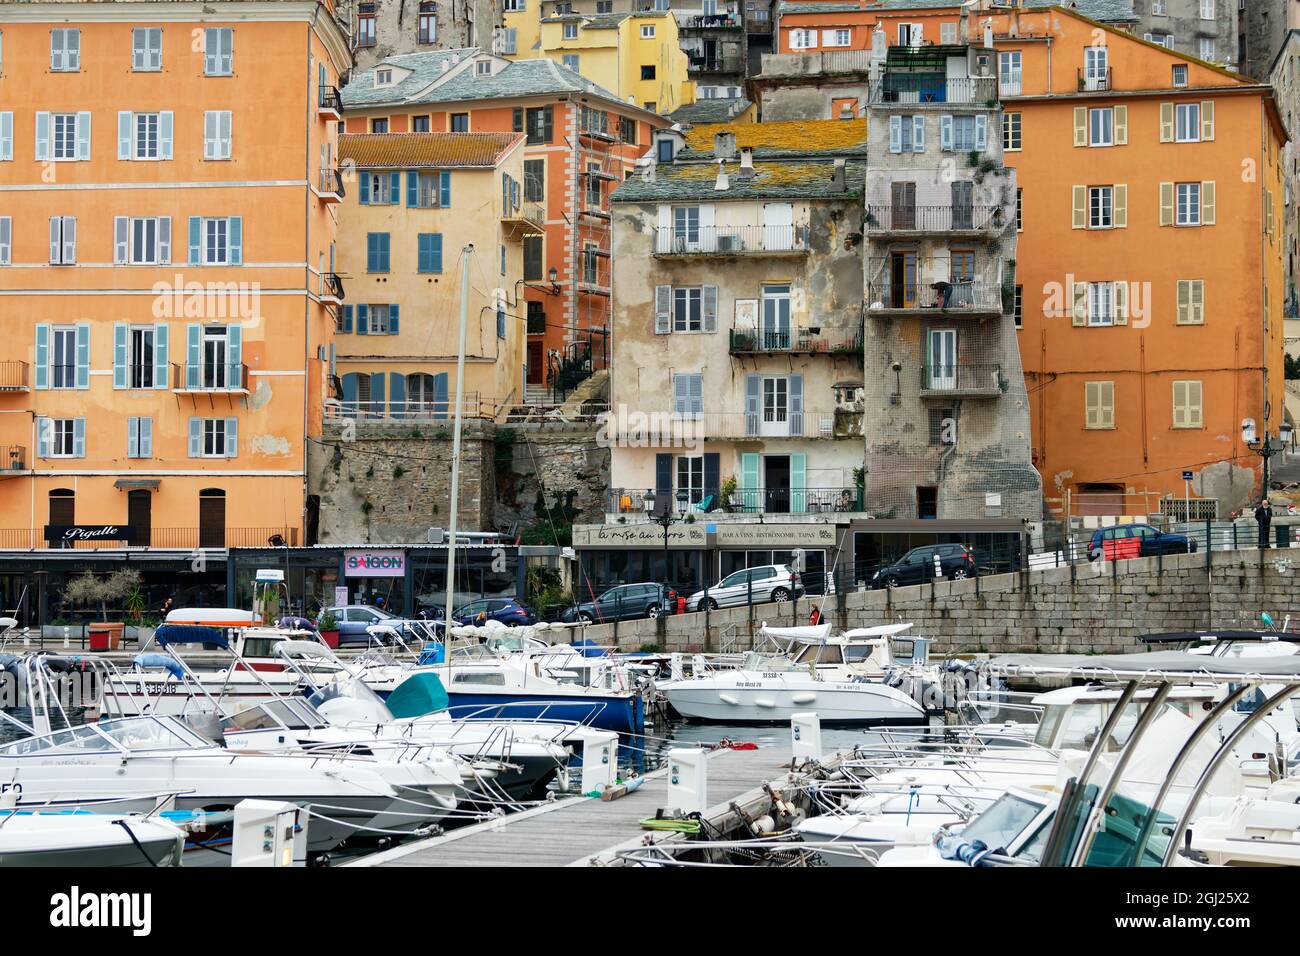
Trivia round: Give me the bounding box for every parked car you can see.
[1086,523,1196,561]
[688,564,803,611]
[434,598,533,627]
[561,583,677,624]
[319,604,405,645]
[871,544,977,589]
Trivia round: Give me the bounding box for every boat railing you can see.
[613,838,882,868]
[442,697,610,733]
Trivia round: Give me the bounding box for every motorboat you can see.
[0,806,185,867]
[659,623,930,724]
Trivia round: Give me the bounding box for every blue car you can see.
[421,598,533,627]
[1087,523,1197,561]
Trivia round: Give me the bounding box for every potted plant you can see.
[318,610,340,649]
[64,569,141,650]
[720,475,738,512]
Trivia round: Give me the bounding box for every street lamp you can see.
[1244,418,1293,493]
[644,489,678,606]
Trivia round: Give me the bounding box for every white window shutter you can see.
[913,115,924,151]
[114,216,129,264]
[158,216,172,264]
[0,217,10,265]
[35,112,50,161]
[940,115,953,151]
[48,217,60,264]
[118,111,133,159]
[974,114,987,150]
[75,111,90,160]
[889,115,901,153]
[655,285,672,334]
[702,285,717,332]
[61,216,75,264]
[655,205,671,253]
[0,112,11,161]
[159,111,173,159]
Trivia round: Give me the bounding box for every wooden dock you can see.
[347,743,804,868]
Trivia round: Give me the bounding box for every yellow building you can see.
[501,10,693,115]
[0,0,348,553]
[334,132,532,420]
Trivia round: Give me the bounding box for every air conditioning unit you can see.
[717,234,743,252]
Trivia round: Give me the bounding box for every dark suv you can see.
[1087,523,1196,561]
[871,544,976,589]
[561,583,677,624]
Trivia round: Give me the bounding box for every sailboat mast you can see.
[443,244,473,672]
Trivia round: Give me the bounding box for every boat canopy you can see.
[992,650,1300,683]
[1139,630,1300,645]
[130,653,186,680]
[163,608,254,627]
[841,623,915,640]
[758,623,832,643]
[154,624,229,649]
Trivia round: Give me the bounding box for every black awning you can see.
[114,479,161,490]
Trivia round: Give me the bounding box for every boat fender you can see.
[754,698,775,708]
[791,692,817,705]
[719,693,740,706]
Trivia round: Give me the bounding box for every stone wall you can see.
[575,548,1300,653]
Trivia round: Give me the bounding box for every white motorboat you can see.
[0,807,185,867]
[660,623,930,724]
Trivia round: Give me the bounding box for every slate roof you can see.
[341,49,655,119]
[339,132,524,168]
[1065,0,1138,22]
[776,0,1134,17]
[668,98,753,125]
[612,159,867,202]
[677,118,868,159]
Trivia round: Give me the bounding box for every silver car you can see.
[688,564,803,611]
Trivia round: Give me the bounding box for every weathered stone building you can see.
[862,36,1041,520]
[337,0,498,71]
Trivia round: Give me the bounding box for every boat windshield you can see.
[1033,701,1143,751]
[96,717,213,751]
[741,651,799,672]
[959,792,1045,853]
[0,724,120,756]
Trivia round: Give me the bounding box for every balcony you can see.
[171,363,250,395]
[654,225,810,258]
[677,12,744,30]
[0,361,29,392]
[869,74,997,106]
[687,53,745,75]
[606,486,864,517]
[322,272,345,304]
[1077,67,1113,92]
[601,411,809,442]
[0,445,29,479]
[0,526,301,550]
[318,167,344,203]
[729,325,862,356]
[502,201,546,241]
[318,84,343,118]
[325,393,503,423]
[867,280,1004,318]
[920,362,1006,398]
[866,204,1003,237]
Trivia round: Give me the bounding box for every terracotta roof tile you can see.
[339,132,523,168]
[680,118,868,159]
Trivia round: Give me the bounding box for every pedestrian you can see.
[809,606,822,626]
[1255,499,1273,549]
[159,595,174,619]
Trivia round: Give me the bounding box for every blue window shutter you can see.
[370,373,385,417]
[389,372,406,417]
[228,324,242,383]
[228,217,242,265]
[389,304,399,334]
[75,322,90,389]
[341,373,357,406]
[433,372,448,419]
[357,304,369,334]
[34,324,49,390]
[417,234,429,272]
[72,418,85,457]
[497,307,505,339]
[654,454,672,505]
[188,217,201,265]
[432,233,442,272]
[153,323,168,389]
[359,172,370,205]
[225,417,238,457]
[342,304,353,333]
[187,418,201,457]
[407,171,418,207]
[36,418,50,458]
[140,417,153,458]
[789,373,804,436]
[128,416,139,457]
[113,322,127,388]
[744,374,760,437]
[440,171,451,208]
[740,453,760,505]
[380,233,390,271]
[185,323,200,388]
[703,452,720,499]
[790,453,807,513]
[389,171,400,204]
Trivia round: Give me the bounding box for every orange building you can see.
[0,0,350,551]
[339,50,668,391]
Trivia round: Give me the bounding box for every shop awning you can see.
[114,479,160,490]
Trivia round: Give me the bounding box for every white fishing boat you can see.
[659,623,930,724]
[0,806,185,867]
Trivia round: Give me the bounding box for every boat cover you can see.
[569,639,608,658]
[385,672,450,718]
[758,623,832,642]
[1138,630,1300,645]
[130,653,185,680]
[992,650,1300,682]
[154,624,229,649]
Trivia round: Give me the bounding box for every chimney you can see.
[737,145,755,179]
[715,159,729,191]
[639,157,655,182]
[713,131,736,160]
[831,158,845,191]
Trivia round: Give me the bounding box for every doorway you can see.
[199,489,226,549]
[917,485,938,519]
[889,251,917,307]
[764,455,791,513]
[891,182,916,229]
[48,489,74,549]
[127,490,152,547]
[527,340,544,385]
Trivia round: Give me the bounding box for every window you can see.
[1200,0,1214,19]
[367,232,390,272]
[412,115,431,133]
[417,233,442,273]
[132,27,162,71]
[673,374,703,417]
[823,29,850,47]
[1003,111,1021,150]
[1083,45,1108,90]
[1145,32,1174,48]
[620,116,637,145]
[1172,64,1188,87]
[1016,188,1023,231]
[450,113,469,132]
[1013,285,1023,328]
[527,301,546,335]
[199,325,234,388]
[132,112,165,159]
[515,106,553,145]
[946,114,978,151]
[657,138,674,163]
[1086,281,1114,325]
[129,326,155,388]
[365,304,396,334]
[563,54,580,72]
[672,205,699,250]
[641,65,656,80]
[376,68,393,85]
[585,161,602,208]
[356,12,377,47]
[642,24,655,38]
[498,27,517,55]
[49,112,87,162]
[563,23,578,40]
[1089,107,1112,146]
[51,28,79,71]
[674,287,702,331]
[411,171,447,208]
[1175,102,1200,142]
[48,216,75,265]
[1176,279,1205,324]
[597,0,612,11]
[120,216,170,265]
[476,60,491,76]
[194,216,240,265]
[419,3,437,44]
[890,115,924,153]
[1200,37,1214,61]
[928,407,956,445]
[51,326,77,389]
[198,417,236,457]
[204,110,232,160]
[1172,380,1203,428]
[204,27,233,75]
[371,117,389,134]
[127,417,153,458]
[523,235,543,280]
[791,29,816,50]
[363,171,395,204]
[1176,182,1201,225]
[524,159,545,202]
[940,21,956,44]
[581,242,599,285]
[40,418,82,458]
[763,377,788,424]
[998,51,1021,96]
[1088,186,1113,228]
[676,455,704,502]
[1084,381,1115,429]
[1153,0,1166,12]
